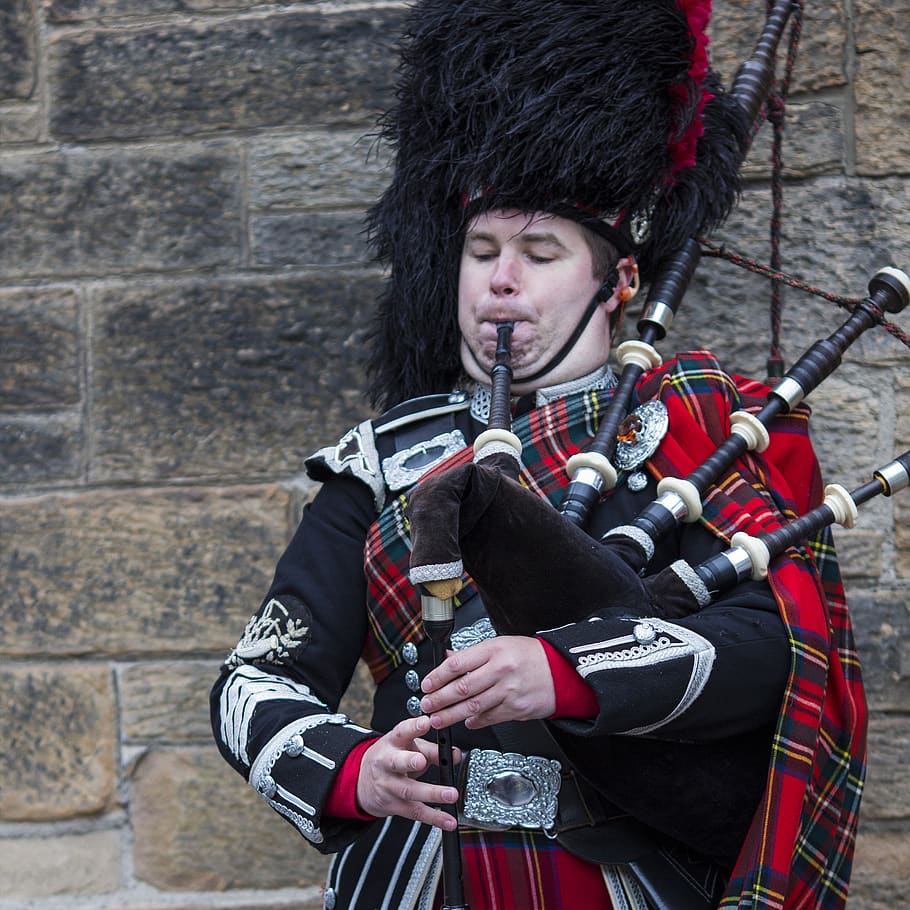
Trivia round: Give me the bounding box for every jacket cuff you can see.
[540,639,598,719]
[539,615,715,737]
[324,736,379,820]
[248,713,376,847]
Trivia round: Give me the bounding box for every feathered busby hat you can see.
[366,0,749,408]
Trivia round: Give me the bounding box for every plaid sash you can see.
[637,353,867,910]
[361,351,867,909]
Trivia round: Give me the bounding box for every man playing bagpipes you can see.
[211,2,869,907]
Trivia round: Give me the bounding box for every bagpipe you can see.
[408,266,909,637]
[401,3,910,907]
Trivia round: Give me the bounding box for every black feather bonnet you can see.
[365,0,749,408]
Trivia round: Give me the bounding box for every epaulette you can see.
[306,392,471,511]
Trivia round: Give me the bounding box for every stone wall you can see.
[0,2,907,908]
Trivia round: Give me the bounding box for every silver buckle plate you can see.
[460,748,562,831]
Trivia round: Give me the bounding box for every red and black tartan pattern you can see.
[637,353,867,910]
[433,829,614,910]
[361,351,867,908]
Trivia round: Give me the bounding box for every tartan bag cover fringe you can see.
[361,351,867,908]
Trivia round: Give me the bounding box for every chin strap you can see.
[513,266,619,385]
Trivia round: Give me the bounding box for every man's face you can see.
[458,210,615,392]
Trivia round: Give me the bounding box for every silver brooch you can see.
[614,400,668,473]
[451,617,498,651]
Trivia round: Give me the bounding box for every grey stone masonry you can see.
[1,2,909,909]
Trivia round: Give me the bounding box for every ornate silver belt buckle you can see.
[460,749,562,831]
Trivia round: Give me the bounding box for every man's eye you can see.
[527,254,554,264]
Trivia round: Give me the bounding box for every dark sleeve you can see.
[210,473,381,853]
[539,518,791,743]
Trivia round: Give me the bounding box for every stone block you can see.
[0,287,80,409]
[0,485,291,657]
[848,589,910,712]
[861,715,910,819]
[0,413,84,488]
[89,274,377,482]
[48,9,403,141]
[0,103,41,143]
[802,366,883,480]
[709,1,845,94]
[120,659,221,742]
[741,102,845,180]
[45,0,275,20]
[248,131,391,211]
[0,146,241,279]
[131,746,330,890]
[251,212,371,267]
[854,1,910,176]
[675,178,910,381]
[851,829,910,910]
[0,0,35,101]
[0,828,120,899]
[834,530,884,581]
[0,664,116,821]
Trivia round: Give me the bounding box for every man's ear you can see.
[614,256,640,305]
[598,256,639,313]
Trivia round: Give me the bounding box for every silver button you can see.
[402,642,418,665]
[406,696,423,717]
[633,622,657,644]
[405,669,421,692]
[257,774,277,799]
[323,887,337,909]
[285,733,305,757]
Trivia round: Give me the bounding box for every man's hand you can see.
[420,636,555,730]
[356,715,460,830]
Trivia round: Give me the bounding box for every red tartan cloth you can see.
[637,353,868,909]
[433,829,613,910]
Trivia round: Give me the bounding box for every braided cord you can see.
[699,238,910,349]
[700,0,910,358]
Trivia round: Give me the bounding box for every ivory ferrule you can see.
[730,410,770,452]
[566,453,617,490]
[729,532,771,581]
[615,339,662,372]
[655,480,702,522]
[823,483,858,529]
[473,427,522,459]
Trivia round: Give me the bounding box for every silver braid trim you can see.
[603,524,655,562]
[670,559,712,608]
[409,560,463,585]
[474,441,522,464]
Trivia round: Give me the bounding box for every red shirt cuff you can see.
[540,639,598,719]
[323,736,379,820]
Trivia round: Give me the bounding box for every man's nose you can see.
[490,255,519,296]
